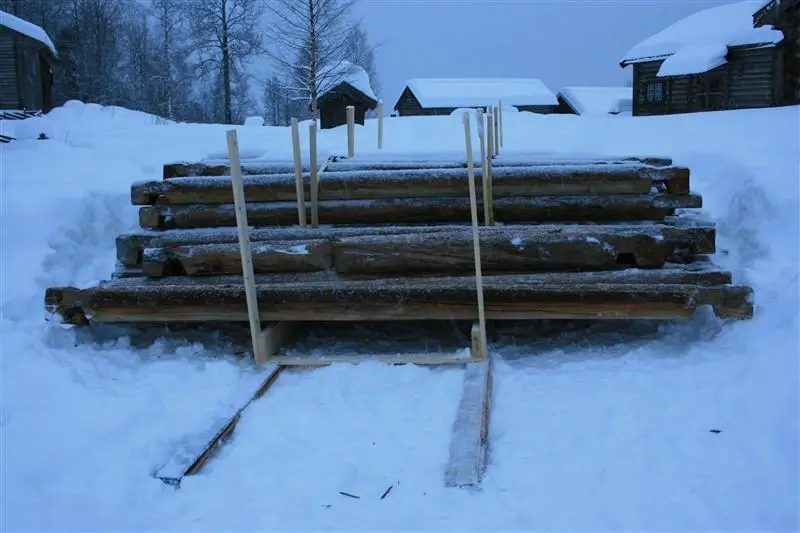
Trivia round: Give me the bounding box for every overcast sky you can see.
[351,0,734,107]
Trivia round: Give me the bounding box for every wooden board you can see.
[137,194,702,230]
[153,364,283,486]
[134,164,689,205]
[45,266,753,324]
[136,223,715,277]
[161,156,674,179]
[444,358,492,487]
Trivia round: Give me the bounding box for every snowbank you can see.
[1,102,798,531]
[12,100,172,142]
[0,9,57,55]
[404,78,558,108]
[621,0,784,67]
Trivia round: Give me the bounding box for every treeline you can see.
[1,0,380,125]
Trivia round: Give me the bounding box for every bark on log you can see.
[137,224,713,277]
[138,164,689,205]
[137,194,702,230]
[45,269,753,324]
[161,156,674,179]
[141,239,333,277]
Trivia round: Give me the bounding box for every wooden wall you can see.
[0,29,19,109]
[0,27,52,112]
[632,45,779,116]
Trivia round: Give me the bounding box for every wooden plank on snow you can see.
[153,364,284,486]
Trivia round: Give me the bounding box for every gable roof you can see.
[395,78,558,110]
[557,86,633,115]
[620,0,783,67]
[318,61,377,103]
[0,10,57,56]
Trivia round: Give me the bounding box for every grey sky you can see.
[349,0,734,108]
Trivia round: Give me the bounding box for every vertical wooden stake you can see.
[290,118,307,228]
[377,100,384,150]
[462,112,487,360]
[309,121,319,228]
[477,109,489,225]
[226,129,265,364]
[498,100,504,149]
[493,106,500,156]
[485,111,495,226]
[346,105,355,158]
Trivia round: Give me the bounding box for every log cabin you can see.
[555,86,633,115]
[753,0,800,103]
[619,1,787,116]
[0,10,57,118]
[393,78,558,116]
[316,61,378,130]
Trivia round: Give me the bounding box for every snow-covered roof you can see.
[400,78,558,109]
[0,10,57,56]
[318,60,377,102]
[620,0,783,72]
[558,86,633,115]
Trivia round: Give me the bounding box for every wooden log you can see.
[330,225,715,275]
[45,266,753,325]
[161,156,675,179]
[142,239,333,276]
[116,217,714,267]
[138,194,702,230]
[133,164,690,206]
[103,260,735,288]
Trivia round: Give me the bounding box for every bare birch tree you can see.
[343,21,381,97]
[264,0,360,122]
[186,0,264,124]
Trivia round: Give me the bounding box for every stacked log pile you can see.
[44,156,754,325]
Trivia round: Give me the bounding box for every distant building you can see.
[753,0,799,104]
[619,0,786,116]
[316,61,378,130]
[555,86,633,115]
[0,10,57,117]
[393,78,558,116]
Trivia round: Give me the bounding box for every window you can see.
[645,81,665,103]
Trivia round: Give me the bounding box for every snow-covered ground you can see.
[1,100,798,531]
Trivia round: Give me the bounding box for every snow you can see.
[403,78,558,109]
[0,9,57,56]
[1,99,798,530]
[620,0,784,66]
[657,44,730,77]
[243,116,264,127]
[558,86,633,115]
[318,60,377,102]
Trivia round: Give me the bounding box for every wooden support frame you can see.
[309,121,319,228]
[377,99,384,150]
[228,129,296,365]
[498,100,504,149]
[290,118,307,228]
[346,105,355,158]
[485,111,495,226]
[462,112,488,360]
